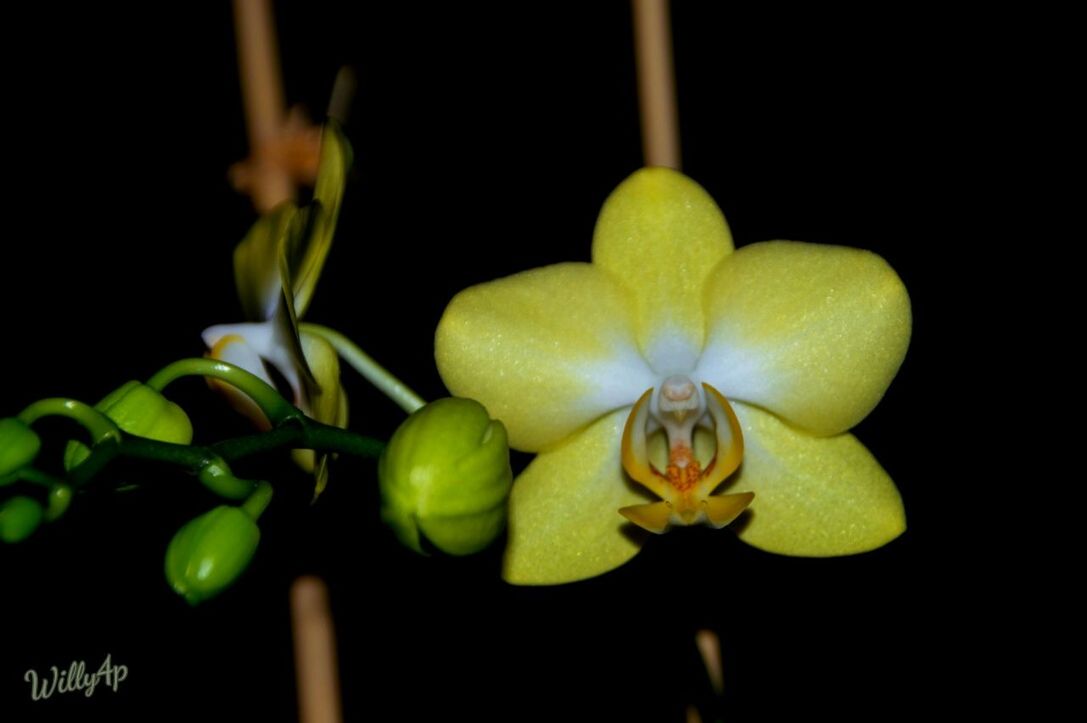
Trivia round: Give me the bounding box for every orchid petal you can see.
[697,241,911,436]
[727,402,905,556]
[229,201,316,395]
[232,122,350,323]
[282,119,350,317]
[299,331,348,425]
[503,409,649,585]
[270,123,351,392]
[233,202,300,321]
[591,167,733,374]
[291,333,348,496]
[436,264,657,452]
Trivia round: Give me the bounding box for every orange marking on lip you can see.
[621,383,749,532]
[665,444,702,491]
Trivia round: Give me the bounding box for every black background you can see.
[3,3,977,721]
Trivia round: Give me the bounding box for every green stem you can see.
[120,437,255,499]
[17,398,121,446]
[145,358,300,425]
[72,419,383,496]
[211,426,302,461]
[301,323,425,414]
[299,419,387,458]
[241,481,274,519]
[11,467,66,488]
[209,419,384,460]
[68,442,121,488]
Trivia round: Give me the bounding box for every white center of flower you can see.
[650,374,707,475]
[657,374,701,420]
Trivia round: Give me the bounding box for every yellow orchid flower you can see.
[436,167,911,585]
[203,121,351,493]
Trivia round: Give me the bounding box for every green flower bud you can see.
[0,418,42,479]
[0,496,44,543]
[45,484,73,522]
[379,397,512,556]
[65,381,193,470]
[164,506,260,605]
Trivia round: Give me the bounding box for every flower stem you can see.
[300,323,425,414]
[69,418,383,496]
[17,398,121,446]
[119,437,255,499]
[208,419,384,461]
[146,358,300,425]
[12,467,65,488]
[241,481,274,520]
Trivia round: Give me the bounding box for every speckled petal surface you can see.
[591,168,734,374]
[503,409,650,585]
[726,402,905,556]
[436,263,656,452]
[697,241,911,436]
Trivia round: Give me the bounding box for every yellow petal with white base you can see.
[503,410,650,585]
[436,263,656,452]
[727,402,905,556]
[698,241,911,436]
[591,167,734,373]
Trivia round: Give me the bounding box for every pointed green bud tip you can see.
[379,397,513,556]
[65,381,194,471]
[0,496,45,543]
[0,418,42,479]
[164,506,260,605]
[45,484,73,522]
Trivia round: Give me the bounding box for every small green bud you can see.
[0,496,44,543]
[0,418,42,479]
[164,506,260,605]
[379,397,512,556]
[65,381,193,470]
[45,484,73,522]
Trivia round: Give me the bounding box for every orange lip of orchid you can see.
[619,381,753,533]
